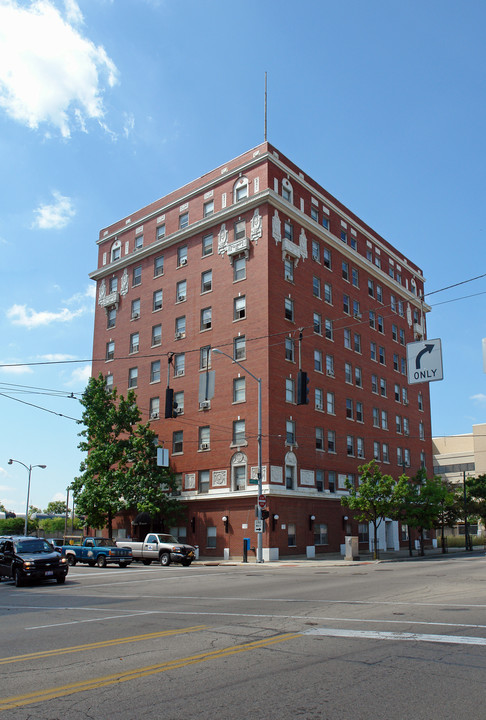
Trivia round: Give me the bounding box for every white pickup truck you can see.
[116,533,196,567]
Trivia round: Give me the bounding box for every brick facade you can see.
[90,143,432,558]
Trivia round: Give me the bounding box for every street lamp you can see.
[8,459,47,535]
[212,348,263,563]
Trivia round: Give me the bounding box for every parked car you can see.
[116,533,196,566]
[0,536,69,586]
[61,537,132,567]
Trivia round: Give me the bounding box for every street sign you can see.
[406,338,443,385]
[258,494,266,508]
[254,519,263,533]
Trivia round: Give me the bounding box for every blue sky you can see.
[1,0,485,514]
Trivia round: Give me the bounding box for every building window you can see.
[326,392,335,414]
[282,183,292,203]
[105,373,113,392]
[354,333,361,353]
[358,523,369,543]
[234,177,249,202]
[313,276,321,298]
[171,430,183,454]
[285,337,295,362]
[129,333,139,354]
[284,221,293,241]
[314,350,323,372]
[419,421,425,440]
[356,401,363,422]
[322,214,330,230]
[234,335,246,360]
[343,294,350,314]
[372,408,380,427]
[107,307,116,329]
[131,299,140,320]
[379,346,386,364]
[234,376,246,403]
[327,431,336,453]
[313,312,322,335]
[154,255,164,277]
[285,378,295,404]
[109,277,118,293]
[316,469,324,491]
[325,319,333,341]
[326,354,334,376]
[199,346,211,370]
[150,397,160,419]
[176,280,187,303]
[284,257,294,282]
[316,427,324,450]
[371,374,378,394]
[286,420,296,445]
[110,240,121,262]
[285,464,295,490]
[346,435,354,456]
[199,426,210,451]
[357,437,365,458]
[380,378,387,397]
[284,297,294,321]
[199,470,210,494]
[376,285,383,303]
[234,256,247,282]
[200,307,212,331]
[355,367,362,387]
[368,279,374,297]
[135,234,143,250]
[106,341,115,361]
[233,464,246,491]
[382,443,389,463]
[382,410,388,430]
[314,523,328,545]
[203,200,214,217]
[370,342,377,361]
[287,523,296,547]
[150,360,161,383]
[201,269,212,294]
[177,245,188,266]
[233,419,246,445]
[132,265,141,287]
[346,398,354,419]
[341,230,347,243]
[179,212,189,229]
[174,353,185,376]
[202,233,213,256]
[151,324,162,347]
[352,268,359,287]
[324,283,332,304]
[312,240,320,262]
[175,316,186,338]
[170,391,182,416]
[315,388,324,411]
[344,329,351,349]
[128,367,138,388]
[342,261,349,281]
[234,296,246,320]
[418,392,423,411]
[156,224,165,240]
[323,247,331,268]
[153,290,163,312]
[197,470,210,496]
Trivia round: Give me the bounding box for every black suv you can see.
[0,536,69,587]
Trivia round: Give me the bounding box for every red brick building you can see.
[90,143,432,559]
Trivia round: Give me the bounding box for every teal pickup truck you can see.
[61,537,132,568]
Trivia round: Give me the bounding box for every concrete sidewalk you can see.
[193,545,485,567]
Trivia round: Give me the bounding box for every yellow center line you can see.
[0,626,208,665]
[0,632,301,711]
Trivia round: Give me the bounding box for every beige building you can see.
[433,423,486,536]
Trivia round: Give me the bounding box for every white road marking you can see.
[304,627,486,646]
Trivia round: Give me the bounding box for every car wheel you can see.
[14,570,24,587]
[66,554,77,566]
[159,553,170,567]
[142,559,152,566]
[96,555,107,568]
[56,576,66,584]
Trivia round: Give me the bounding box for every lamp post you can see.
[8,459,47,535]
[213,348,263,563]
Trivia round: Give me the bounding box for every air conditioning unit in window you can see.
[175,407,183,415]
[175,369,184,377]
[132,345,139,353]
[353,313,362,320]
[199,400,210,409]
[178,295,185,302]
[132,313,140,319]
[150,412,159,420]
[200,442,210,450]
[180,258,187,266]
[175,332,185,340]
[326,369,334,377]
[403,399,409,406]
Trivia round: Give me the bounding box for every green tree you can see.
[120,423,182,526]
[402,470,450,555]
[465,474,486,528]
[29,505,41,517]
[436,481,463,552]
[73,374,140,539]
[341,460,409,559]
[44,501,68,515]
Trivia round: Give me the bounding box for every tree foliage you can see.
[73,374,182,538]
[465,474,486,526]
[401,469,450,555]
[341,460,409,558]
[44,501,68,515]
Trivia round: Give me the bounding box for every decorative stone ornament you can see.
[120,268,129,296]
[218,223,228,256]
[250,208,263,244]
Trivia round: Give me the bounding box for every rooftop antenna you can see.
[264,71,267,142]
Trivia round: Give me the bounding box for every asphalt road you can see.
[1,554,486,720]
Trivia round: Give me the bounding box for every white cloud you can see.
[0,0,118,138]
[68,364,91,385]
[6,303,84,329]
[64,284,96,305]
[471,393,486,405]
[38,353,77,362]
[32,191,75,229]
